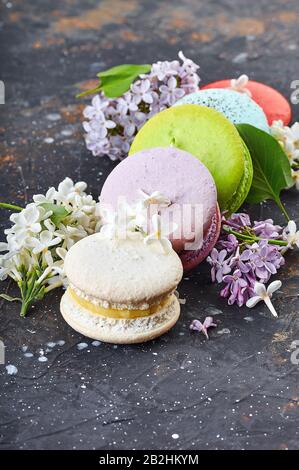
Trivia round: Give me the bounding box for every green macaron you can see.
[129,104,253,213]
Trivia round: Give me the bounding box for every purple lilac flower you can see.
[230,246,251,273]
[190,316,217,339]
[221,269,249,307]
[206,248,231,283]
[253,219,282,239]
[210,212,286,308]
[83,51,200,160]
[216,234,238,253]
[249,240,284,282]
[224,212,251,230]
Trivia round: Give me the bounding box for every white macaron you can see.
[60,233,183,344]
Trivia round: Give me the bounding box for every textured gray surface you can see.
[0,0,299,450]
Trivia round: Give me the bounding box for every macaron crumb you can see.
[77,342,88,351]
[38,356,48,363]
[6,364,18,375]
[24,352,34,358]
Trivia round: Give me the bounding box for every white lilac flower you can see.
[246,280,282,317]
[271,120,299,167]
[229,74,252,97]
[138,189,171,208]
[292,170,299,190]
[0,256,13,281]
[144,214,176,254]
[0,178,100,316]
[54,224,88,250]
[33,187,56,205]
[6,204,42,245]
[28,230,61,255]
[100,202,144,240]
[283,220,299,248]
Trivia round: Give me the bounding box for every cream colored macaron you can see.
[60,233,183,344]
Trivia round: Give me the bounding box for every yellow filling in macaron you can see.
[68,288,170,319]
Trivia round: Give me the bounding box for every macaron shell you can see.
[180,203,221,271]
[101,147,218,252]
[129,104,247,212]
[226,141,252,214]
[202,80,292,125]
[175,89,269,133]
[64,234,183,306]
[60,291,181,344]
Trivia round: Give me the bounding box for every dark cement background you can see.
[0,0,298,450]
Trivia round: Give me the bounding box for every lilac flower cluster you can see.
[82,51,200,160]
[207,213,285,307]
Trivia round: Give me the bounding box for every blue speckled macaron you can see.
[175,88,269,133]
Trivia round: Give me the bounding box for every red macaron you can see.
[201,79,292,125]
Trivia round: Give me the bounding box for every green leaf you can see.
[40,203,70,226]
[236,124,293,220]
[98,64,151,98]
[77,64,151,99]
[0,294,21,302]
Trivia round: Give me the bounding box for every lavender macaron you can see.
[100,147,221,270]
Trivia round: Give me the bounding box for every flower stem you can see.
[0,202,23,212]
[276,198,290,222]
[20,299,31,317]
[76,86,101,99]
[222,226,288,246]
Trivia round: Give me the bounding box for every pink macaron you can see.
[100,147,221,270]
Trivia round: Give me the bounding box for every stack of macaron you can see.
[60,75,292,344]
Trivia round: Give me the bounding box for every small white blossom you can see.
[139,189,171,208]
[292,170,299,190]
[100,202,144,240]
[246,280,282,317]
[283,220,299,248]
[229,74,252,97]
[28,230,61,255]
[9,204,42,236]
[144,214,176,254]
[271,120,299,167]
[33,187,56,205]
